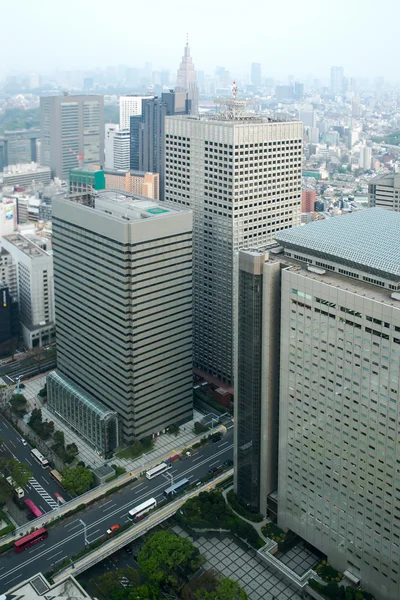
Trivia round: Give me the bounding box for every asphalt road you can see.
[0,416,72,517]
[0,428,234,594]
[0,356,56,381]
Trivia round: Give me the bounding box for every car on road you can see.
[20,438,27,446]
[124,545,133,554]
[107,524,120,535]
[208,466,218,475]
[223,459,233,467]
[212,435,222,443]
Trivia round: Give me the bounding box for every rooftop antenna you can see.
[232,81,237,101]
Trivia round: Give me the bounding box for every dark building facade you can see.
[130,91,190,199]
[0,284,19,349]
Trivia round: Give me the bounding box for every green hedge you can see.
[226,490,263,522]
[315,560,343,583]
[308,579,375,600]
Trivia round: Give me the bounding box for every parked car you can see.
[208,466,218,475]
[106,524,120,535]
[212,435,222,444]
[223,459,233,467]
[124,545,133,554]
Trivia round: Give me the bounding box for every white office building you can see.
[1,233,55,348]
[119,95,153,130]
[104,124,130,170]
[50,191,193,448]
[235,208,400,600]
[368,172,400,211]
[165,108,303,384]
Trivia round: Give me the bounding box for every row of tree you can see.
[0,446,32,505]
[93,530,247,600]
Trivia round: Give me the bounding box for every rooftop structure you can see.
[2,572,91,599]
[275,207,400,282]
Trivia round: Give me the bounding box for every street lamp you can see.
[79,519,89,546]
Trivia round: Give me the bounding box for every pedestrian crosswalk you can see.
[28,478,58,510]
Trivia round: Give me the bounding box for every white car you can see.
[21,439,27,446]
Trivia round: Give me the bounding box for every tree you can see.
[167,423,180,436]
[65,442,79,457]
[137,531,203,590]
[61,465,94,495]
[194,422,209,435]
[197,578,248,600]
[53,430,65,448]
[28,408,42,427]
[8,458,32,488]
[94,568,141,600]
[10,393,27,416]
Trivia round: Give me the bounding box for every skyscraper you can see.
[175,38,199,115]
[165,108,302,384]
[40,93,104,179]
[130,91,190,199]
[119,95,153,130]
[251,63,262,87]
[104,125,130,170]
[330,66,344,93]
[235,208,400,600]
[48,191,193,452]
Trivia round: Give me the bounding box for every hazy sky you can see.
[2,0,399,80]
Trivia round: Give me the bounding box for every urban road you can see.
[0,429,234,593]
[0,415,73,514]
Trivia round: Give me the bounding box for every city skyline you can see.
[1,0,400,80]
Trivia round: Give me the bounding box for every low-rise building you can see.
[104,169,159,200]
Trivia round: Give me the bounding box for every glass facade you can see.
[47,370,119,456]
[236,270,263,512]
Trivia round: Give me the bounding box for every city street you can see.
[0,416,72,517]
[0,429,234,594]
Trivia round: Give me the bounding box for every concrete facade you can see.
[165,114,302,385]
[368,172,400,211]
[51,191,193,444]
[40,94,104,179]
[104,169,159,200]
[1,233,55,349]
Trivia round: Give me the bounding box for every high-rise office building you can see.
[359,144,372,170]
[104,125,130,170]
[330,66,344,93]
[49,190,193,453]
[0,129,40,171]
[130,91,190,199]
[1,233,55,349]
[251,63,262,87]
[165,110,303,384]
[294,81,304,99]
[368,173,400,211]
[40,93,104,179]
[119,95,152,130]
[235,208,400,600]
[175,38,199,115]
[301,188,316,212]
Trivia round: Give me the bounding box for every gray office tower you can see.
[48,190,193,455]
[0,129,40,170]
[40,93,104,179]
[165,111,302,385]
[235,209,400,600]
[251,63,262,87]
[130,91,190,199]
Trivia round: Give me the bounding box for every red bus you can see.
[24,498,43,519]
[14,527,48,553]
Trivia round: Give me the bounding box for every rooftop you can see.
[3,572,90,599]
[93,190,188,221]
[2,233,50,258]
[275,208,400,279]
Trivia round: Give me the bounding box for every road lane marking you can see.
[2,574,21,585]
[29,478,58,509]
[103,504,117,512]
[0,444,234,581]
[47,549,64,560]
[101,500,113,507]
[25,459,32,466]
[219,441,229,447]
[192,455,203,461]
[208,460,220,467]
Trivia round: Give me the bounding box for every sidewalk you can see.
[222,487,270,539]
[22,376,215,471]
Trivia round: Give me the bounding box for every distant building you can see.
[368,173,400,211]
[301,189,316,212]
[294,81,304,99]
[330,66,344,93]
[119,95,152,130]
[49,190,193,450]
[358,145,372,170]
[0,129,40,170]
[275,85,294,101]
[104,169,159,200]
[0,197,17,236]
[175,38,199,115]
[68,168,105,196]
[130,91,190,199]
[251,63,262,87]
[1,233,55,349]
[40,94,104,179]
[0,163,51,188]
[104,125,130,170]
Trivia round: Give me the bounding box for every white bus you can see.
[128,497,157,521]
[5,476,24,499]
[31,448,49,469]
[145,462,172,480]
